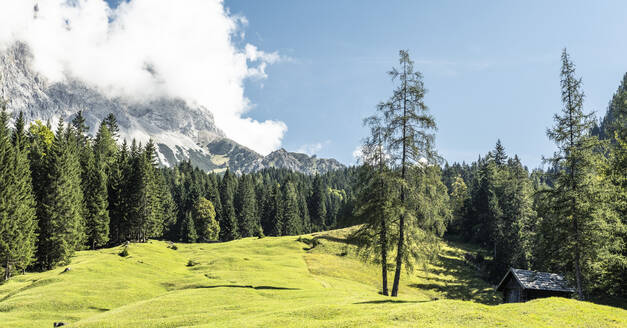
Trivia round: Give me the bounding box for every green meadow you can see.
[1,229,625,327]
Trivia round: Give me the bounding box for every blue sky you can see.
[109,0,627,168]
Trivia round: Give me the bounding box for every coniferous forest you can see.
[0,107,359,276]
[0,49,624,305]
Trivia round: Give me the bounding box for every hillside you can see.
[0,229,625,328]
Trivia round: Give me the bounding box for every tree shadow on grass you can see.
[313,235,360,246]
[409,253,500,305]
[354,300,432,304]
[195,284,301,291]
[88,306,109,312]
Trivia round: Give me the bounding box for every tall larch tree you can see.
[544,49,614,298]
[378,50,439,296]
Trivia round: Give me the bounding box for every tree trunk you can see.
[4,259,10,281]
[391,213,404,296]
[574,217,584,299]
[380,212,388,296]
[391,59,409,297]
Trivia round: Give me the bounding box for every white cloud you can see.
[296,141,328,156]
[352,145,363,160]
[0,0,286,155]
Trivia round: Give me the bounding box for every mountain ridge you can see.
[0,42,344,174]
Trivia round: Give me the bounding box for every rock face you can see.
[204,140,345,174]
[0,42,344,174]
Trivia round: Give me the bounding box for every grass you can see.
[0,228,625,327]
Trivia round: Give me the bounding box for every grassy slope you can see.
[0,229,625,328]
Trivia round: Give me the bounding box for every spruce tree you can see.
[108,140,129,244]
[27,120,54,251]
[310,175,327,231]
[157,170,177,241]
[499,156,536,271]
[235,175,259,237]
[12,111,27,150]
[493,139,507,166]
[71,110,89,142]
[207,175,223,228]
[475,157,503,258]
[261,183,282,236]
[281,180,302,236]
[37,121,85,269]
[0,109,37,280]
[179,211,198,243]
[94,122,117,172]
[127,140,163,242]
[219,169,239,240]
[83,148,110,249]
[103,113,120,140]
[298,189,311,234]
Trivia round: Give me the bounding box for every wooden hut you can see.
[496,268,575,303]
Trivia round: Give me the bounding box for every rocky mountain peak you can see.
[0,42,345,174]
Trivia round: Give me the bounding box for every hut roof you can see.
[496,268,575,293]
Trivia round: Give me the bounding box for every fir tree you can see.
[157,170,177,241]
[179,211,197,243]
[298,188,311,234]
[37,121,85,269]
[94,122,117,172]
[310,175,327,231]
[108,140,129,244]
[219,169,239,241]
[235,175,259,237]
[0,109,37,280]
[281,180,302,236]
[83,148,110,249]
[493,139,507,166]
[261,183,282,236]
[103,113,120,140]
[71,110,89,142]
[127,140,164,242]
[11,111,27,150]
[206,175,223,234]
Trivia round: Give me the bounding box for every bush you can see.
[119,247,129,257]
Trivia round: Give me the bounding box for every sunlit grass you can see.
[0,228,624,327]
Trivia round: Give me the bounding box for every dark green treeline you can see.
[441,54,626,298]
[0,108,358,277]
